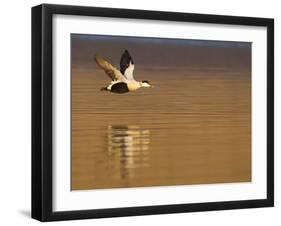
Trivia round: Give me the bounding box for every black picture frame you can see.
[32,4,274,222]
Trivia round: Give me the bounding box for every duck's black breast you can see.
[110,82,130,94]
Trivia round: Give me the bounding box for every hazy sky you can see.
[71,34,251,71]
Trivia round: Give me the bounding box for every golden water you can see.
[71,68,251,190]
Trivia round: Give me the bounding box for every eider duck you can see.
[94,50,152,94]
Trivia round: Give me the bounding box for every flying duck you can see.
[94,50,152,94]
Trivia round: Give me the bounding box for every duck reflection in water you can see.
[107,125,151,186]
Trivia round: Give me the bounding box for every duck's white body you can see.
[107,81,141,91]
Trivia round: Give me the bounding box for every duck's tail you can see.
[100,87,109,91]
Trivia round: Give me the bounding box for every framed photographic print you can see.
[31,4,274,221]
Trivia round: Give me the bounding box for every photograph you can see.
[71,34,252,190]
[31,3,274,221]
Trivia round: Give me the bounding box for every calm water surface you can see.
[71,68,251,190]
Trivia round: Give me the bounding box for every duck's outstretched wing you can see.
[120,50,135,81]
[95,55,125,81]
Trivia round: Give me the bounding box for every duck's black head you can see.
[141,80,152,87]
[142,80,149,84]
